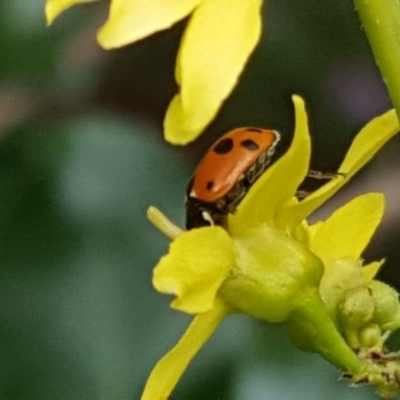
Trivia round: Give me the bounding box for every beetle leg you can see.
[306,170,346,180]
[296,170,346,199]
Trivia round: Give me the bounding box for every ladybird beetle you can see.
[185,127,281,229]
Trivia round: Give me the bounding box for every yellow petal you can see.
[363,259,385,283]
[280,109,399,227]
[308,220,322,242]
[97,0,201,49]
[340,109,399,174]
[45,0,95,25]
[311,193,385,265]
[164,0,263,144]
[153,227,235,313]
[229,95,311,235]
[141,298,230,400]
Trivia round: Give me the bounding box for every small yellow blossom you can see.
[143,96,400,399]
[46,0,264,144]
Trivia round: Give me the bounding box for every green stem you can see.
[286,289,365,374]
[353,0,400,120]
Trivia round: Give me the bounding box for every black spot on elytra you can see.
[241,139,259,151]
[213,138,234,154]
[246,128,263,133]
[206,181,214,191]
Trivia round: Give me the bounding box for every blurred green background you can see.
[1,1,400,399]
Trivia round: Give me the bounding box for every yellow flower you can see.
[45,0,264,144]
[143,96,400,399]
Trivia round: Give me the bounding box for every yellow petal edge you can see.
[141,298,230,400]
[97,0,201,49]
[153,227,236,314]
[311,193,385,265]
[281,109,399,226]
[164,0,263,144]
[46,0,95,25]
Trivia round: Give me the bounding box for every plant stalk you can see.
[354,0,400,120]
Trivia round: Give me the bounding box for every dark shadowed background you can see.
[1,1,399,399]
